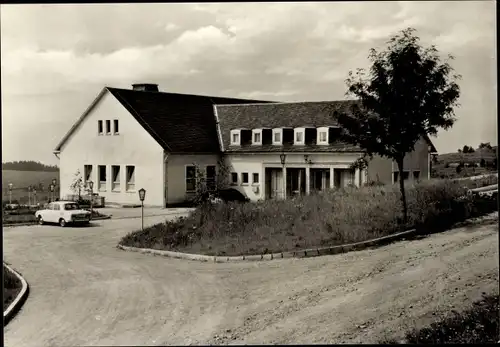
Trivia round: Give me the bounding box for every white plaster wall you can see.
[58,90,165,206]
[166,154,220,204]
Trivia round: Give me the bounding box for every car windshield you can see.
[64,203,79,210]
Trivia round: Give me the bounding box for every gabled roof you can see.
[54,87,273,153]
[215,100,362,152]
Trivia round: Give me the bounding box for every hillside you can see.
[2,160,59,172]
[437,146,497,164]
[2,170,59,191]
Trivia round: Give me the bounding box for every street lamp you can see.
[49,184,54,203]
[33,188,37,206]
[138,188,146,231]
[8,183,13,205]
[88,180,94,219]
[28,185,32,206]
[280,153,287,200]
[52,178,57,201]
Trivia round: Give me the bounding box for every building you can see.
[54,83,437,207]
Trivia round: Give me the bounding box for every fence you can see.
[2,187,58,205]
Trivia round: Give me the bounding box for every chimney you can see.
[132,83,159,92]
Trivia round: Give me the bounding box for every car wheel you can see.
[59,218,67,227]
[38,215,44,225]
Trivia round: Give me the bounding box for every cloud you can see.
[0,2,496,164]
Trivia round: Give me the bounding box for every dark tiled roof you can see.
[215,100,359,152]
[107,88,273,153]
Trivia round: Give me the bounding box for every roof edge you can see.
[54,87,109,152]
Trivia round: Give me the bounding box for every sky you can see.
[1,1,496,166]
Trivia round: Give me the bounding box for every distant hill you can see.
[2,160,59,172]
[437,146,497,164]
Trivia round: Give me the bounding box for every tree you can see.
[336,27,461,222]
[479,142,493,150]
[190,158,232,205]
[69,170,85,200]
[480,158,486,167]
[462,145,474,153]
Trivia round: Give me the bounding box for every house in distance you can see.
[54,83,437,207]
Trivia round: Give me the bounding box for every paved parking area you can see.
[4,213,498,346]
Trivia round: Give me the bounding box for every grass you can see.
[119,178,498,256]
[381,293,499,344]
[3,265,22,311]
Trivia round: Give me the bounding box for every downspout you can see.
[164,151,169,208]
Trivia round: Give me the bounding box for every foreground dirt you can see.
[3,213,498,346]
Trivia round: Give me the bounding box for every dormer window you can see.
[272,128,282,145]
[252,129,262,145]
[317,127,329,145]
[294,128,305,145]
[230,130,241,146]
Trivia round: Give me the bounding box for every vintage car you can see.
[35,201,92,227]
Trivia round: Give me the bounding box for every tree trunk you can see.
[397,158,408,223]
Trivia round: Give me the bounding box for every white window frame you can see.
[113,119,119,135]
[294,128,305,145]
[185,165,197,193]
[252,129,262,145]
[84,165,92,184]
[98,120,103,135]
[241,172,249,185]
[252,173,259,185]
[111,165,121,192]
[126,165,135,192]
[230,172,238,185]
[105,120,111,135]
[272,128,282,145]
[317,127,329,145]
[230,130,241,146]
[98,165,107,192]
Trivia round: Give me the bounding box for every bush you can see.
[120,179,496,256]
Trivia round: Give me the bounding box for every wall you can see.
[58,90,165,206]
[367,154,392,184]
[225,152,364,201]
[166,154,221,204]
[391,137,431,182]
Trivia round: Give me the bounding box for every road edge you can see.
[3,262,30,326]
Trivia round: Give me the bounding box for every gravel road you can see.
[4,213,498,346]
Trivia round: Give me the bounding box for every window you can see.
[98,165,107,191]
[206,165,216,191]
[393,171,399,183]
[253,173,259,184]
[273,130,282,144]
[402,171,410,181]
[296,132,303,142]
[126,166,135,191]
[242,172,249,185]
[112,165,120,191]
[52,203,60,211]
[186,166,197,192]
[84,165,92,184]
[319,131,327,143]
[231,130,240,145]
[106,120,111,134]
[113,119,119,134]
[253,132,261,144]
[98,120,103,135]
[231,172,238,185]
[413,171,420,181]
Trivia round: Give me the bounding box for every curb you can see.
[3,263,29,326]
[117,227,419,263]
[110,211,191,221]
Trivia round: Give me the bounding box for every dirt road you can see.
[4,213,498,346]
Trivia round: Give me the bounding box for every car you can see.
[35,201,92,227]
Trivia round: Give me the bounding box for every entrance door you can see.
[266,168,283,199]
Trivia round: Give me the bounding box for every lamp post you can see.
[28,185,32,206]
[33,188,37,206]
[88,180,94,219]
[8,183,13,205]
[52,178,57,201]
[138,188,146,231]
[280,153,287,200]
[49,184,54,203]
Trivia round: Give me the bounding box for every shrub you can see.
[120,179,495,256]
